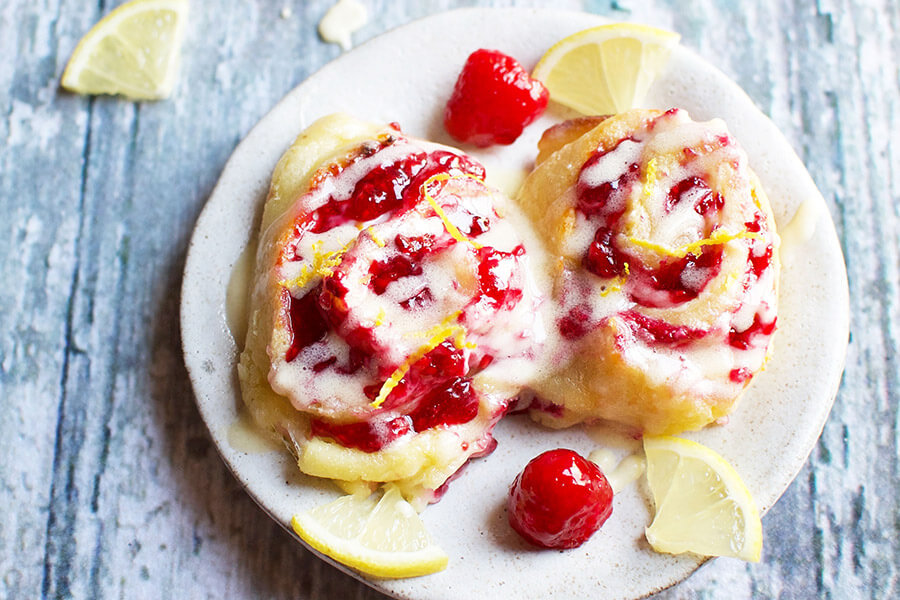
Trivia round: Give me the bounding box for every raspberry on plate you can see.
[444,49,549,147]
[508,449,613,549]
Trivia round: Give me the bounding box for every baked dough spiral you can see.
[239,114,545,504]
[517,109,779,435]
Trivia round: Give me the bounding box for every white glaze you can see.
[608,455,647,494]
[318,0,368,51]
[779,199,821,259]
[589,448,646,493]
[483,165,529,198]
[225,234,256,346]
[227,413,282,454]
[588,448,618,473]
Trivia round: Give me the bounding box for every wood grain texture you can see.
[1,0,897,598]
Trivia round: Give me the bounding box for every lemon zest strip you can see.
[642,157,659,198]
[600,277,625,297]
[598,262,629,296]
[371,312,472,408]
[628,229,761,259]
[280,240,348,290]
[421,173,485,249]
[368,227,386,248]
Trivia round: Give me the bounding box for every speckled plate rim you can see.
[180,8,849,600]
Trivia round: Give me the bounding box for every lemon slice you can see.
[291,486,449,578]
[532,23,680,115]
[643,436,763,562]
[61,0,188,100]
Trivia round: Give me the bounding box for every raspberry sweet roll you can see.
[239,114,545,505]
[518,109,779,435]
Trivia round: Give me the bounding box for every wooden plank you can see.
[0,0,101,598]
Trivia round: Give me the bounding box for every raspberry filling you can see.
[283,286,329,363]
[627,245,724,308]
[665,175,724,215]
[310,414,413,454]
[464,245,526,318]
[619,310,708,346]
[302,147,485,236]
[291,242,523,451]
[728,313,777,350]
[310,377,481,452]
[745,213,775,279]
[558,303,594,340]
[576,138,726,308]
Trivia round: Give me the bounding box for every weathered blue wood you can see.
[1,0,898,598]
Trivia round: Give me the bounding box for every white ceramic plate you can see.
[181,8,849,600]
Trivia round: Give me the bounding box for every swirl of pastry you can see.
[239,114,545,504]
[517,109,779,435]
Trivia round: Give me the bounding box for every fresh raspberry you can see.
[444,49,549,147]
[507,449,613,549]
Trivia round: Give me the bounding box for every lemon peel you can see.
[371,312,471,408]
[628,229,762,259]
[280,240,348,290]
[599,263,629,296]
[368,227,387,248]
[421,173,485,249]
[599,281,624,297]
[642,157,660,198]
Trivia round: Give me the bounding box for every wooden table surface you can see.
[2,0,898,598]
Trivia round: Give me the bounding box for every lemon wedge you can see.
[291,486,449,578]
[643,436,763,562]
[61,0,188,100]
[532,23,680,115]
